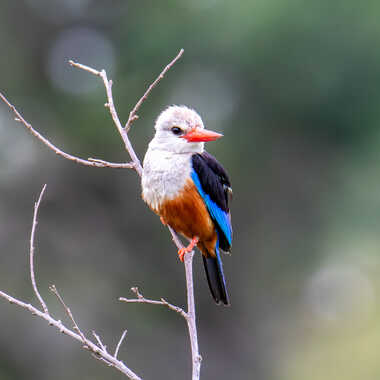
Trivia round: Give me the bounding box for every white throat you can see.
[141,146,195,211]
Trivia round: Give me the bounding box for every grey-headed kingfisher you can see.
[141,106,232,305]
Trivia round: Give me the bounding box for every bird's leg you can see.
[160,216,167,225]
[178,236,199,262]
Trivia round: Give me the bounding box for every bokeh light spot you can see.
[305,264,375,324]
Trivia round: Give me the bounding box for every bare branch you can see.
[114,330,127,359]
[49,285,87,344]
[119,287,187,319]
[69,60,143,176]
[30,184,49,315]
[1,50,184,173]
[119,253,202,380]
[124,48,184,133]
[168,225,186,250]
[67,60,101,76]
[0,189,142,380]
[168,227,202,377]
[70,48,185,177]
[160,298,189,318]
[87,158,135,169]
[0,92,132,169]
[146,225,202,378]
[0,290,141,380]
[2,49,201,379]
[183,251,202,377]
[92,330,108,353]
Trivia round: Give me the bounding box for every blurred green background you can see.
[1,1,380,379]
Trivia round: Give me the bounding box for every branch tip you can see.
[30,184,49,315]
[124,48,184,135]
[114,329,128,358]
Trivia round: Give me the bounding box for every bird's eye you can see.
[171,126,182,135]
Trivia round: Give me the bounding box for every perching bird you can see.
[141,105,232,305]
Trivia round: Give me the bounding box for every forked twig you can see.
[69,48,184,176]
[0,48,202,380]
[0,186,141,380]
[69,52,201,378]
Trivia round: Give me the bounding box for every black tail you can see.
[202,253,230,306]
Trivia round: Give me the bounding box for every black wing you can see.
[191,151,232,252]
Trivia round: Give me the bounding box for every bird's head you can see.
[150,105,223,154]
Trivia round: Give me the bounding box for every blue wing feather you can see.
[191,170,232,246]
[215,238,228,291]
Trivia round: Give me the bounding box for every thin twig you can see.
[69,60,143,176]
[49,285,87,344]
[30,184,49,315]
[0,290,141,380]
[119,287,188,319]
[124,48,184,133]
[0,92,132,169]
[70,48,185,177]
[67,60,101,76]
[160,298,189,317]
[119,254,201,380]
[92,331,108,353]
[121,267,202,380]
[114,330,127,359]
[87,158,135,169]
[0,186,141,380]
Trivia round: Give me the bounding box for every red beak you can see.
[181,127,223,142]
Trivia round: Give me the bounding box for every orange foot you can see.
[178,237,199,262]
[160,216,166,225]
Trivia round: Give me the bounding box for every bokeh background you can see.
[1,1,380,379]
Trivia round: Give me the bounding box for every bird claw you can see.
[178,248,187,262]
[177,237,199,262]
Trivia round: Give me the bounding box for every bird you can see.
[141,105,232,305]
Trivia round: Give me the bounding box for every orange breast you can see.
[159,179,217,257]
